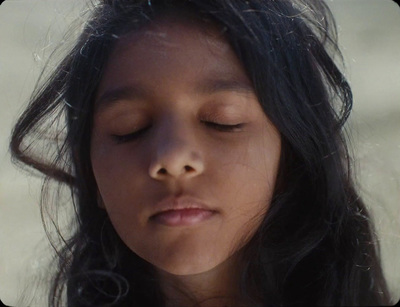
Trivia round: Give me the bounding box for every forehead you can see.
[95,18,254,107]
[118,16,228,51]
[107,18,235,74]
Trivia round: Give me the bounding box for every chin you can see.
[136,239,230,276]
[152,249,225,276]
[160,260,219,276]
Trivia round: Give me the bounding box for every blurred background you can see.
[0,0,399,306]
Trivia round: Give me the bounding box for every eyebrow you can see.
[95,77,255,112]
[95,85,150,112]
[196,77,255,95]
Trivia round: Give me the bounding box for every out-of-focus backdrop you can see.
[0,0,399,306]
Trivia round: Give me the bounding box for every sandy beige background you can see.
[1,0,399,306]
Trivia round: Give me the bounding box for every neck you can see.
[158,254,248,307]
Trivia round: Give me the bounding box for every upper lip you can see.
[151,195,215,216]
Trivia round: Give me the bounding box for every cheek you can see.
[91,147,150,250]
[217,130,280,200]
[90,139,149,218]
[91,137,146,186]
[208,130,281,237]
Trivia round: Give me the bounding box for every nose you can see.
[148,123,204,181]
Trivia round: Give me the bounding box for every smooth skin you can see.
[90,17,281,306]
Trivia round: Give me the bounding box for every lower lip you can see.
[151,208,215,226]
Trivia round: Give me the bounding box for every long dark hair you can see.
[10,0,392,306]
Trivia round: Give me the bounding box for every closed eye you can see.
[202,121,243,132]
[112,121,243,143]
[112,126,150,143]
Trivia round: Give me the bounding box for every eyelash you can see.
[112,122,243,143]
[202,121,243,132]
[112,126,150,143]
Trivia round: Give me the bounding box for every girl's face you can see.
[90,19,281,275]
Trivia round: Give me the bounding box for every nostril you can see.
[184,165,194,172]
[150,155,204,179]
[158,168,167,175]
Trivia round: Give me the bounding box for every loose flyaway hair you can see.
[10,0,392,306]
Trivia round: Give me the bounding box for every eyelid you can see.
[201,121,244,132]
[112,121,244,143]
[112,126,150,143]
[200,105,244,123]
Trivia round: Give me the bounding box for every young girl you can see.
[10,0,393,306]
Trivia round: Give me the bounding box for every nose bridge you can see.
[157,112,193,154]
[149,113,204,179]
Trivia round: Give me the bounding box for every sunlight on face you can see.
[90,18,281,275]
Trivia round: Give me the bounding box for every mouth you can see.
[150,196,216,226]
